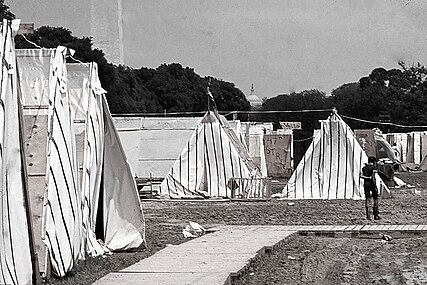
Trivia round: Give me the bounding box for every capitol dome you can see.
[247,84,262,108]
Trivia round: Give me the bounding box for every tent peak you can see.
[332,107,338,115]
[201,112,217,123]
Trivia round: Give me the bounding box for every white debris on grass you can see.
[183,221,206,238]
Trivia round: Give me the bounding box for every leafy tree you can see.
[332,63,427,132]
[261,89,334,130]
[134,63,250,113]
[209,78,251,111]
[14,25,251,114]
[15,26,105,63]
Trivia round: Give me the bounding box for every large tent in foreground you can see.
[160,111,268,198]
[16,46,145,277]
[282,110,391,200]
[17,45,82,277]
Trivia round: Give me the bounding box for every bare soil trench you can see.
[48,171,427,284]
[234,234,427,285]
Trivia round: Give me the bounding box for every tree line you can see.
[261,64,427,132]
[14,25,251,114]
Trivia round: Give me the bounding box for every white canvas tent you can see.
[101,96,146,250]
[67,63,145,254]
[386,133,407,163]
[16,48,145,277]
[282,110,391,199]
[238,122,270,177]
[374,129,397,163]
[406,132,427,165]
[160,111,267,198]
[67,63,105,257]
[17,46,83,277]
[0,19,39,285]
[419,154,427,171]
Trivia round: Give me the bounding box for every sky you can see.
[8,0,427,98]
[124,0,427,98]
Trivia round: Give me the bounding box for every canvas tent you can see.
[419,154,427,171]
[160,111,267,198]
[101,97,146,250]
[386,132,427,166]
[406,132,427,165]
[355,129,397,163]
[374,129,397,163]
[282,110,391,199]
[238,122,271,177]
[395,133,408,162]
[0,19,39,285]
[17,46,83,277]
[67,63,145,254]
[16,47,145,277]
[386,133,407,163]
[67,63,105,258]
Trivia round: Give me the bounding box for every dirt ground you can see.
[48,171,427,284]
[234,235,427,285]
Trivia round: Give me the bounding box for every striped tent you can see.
[406,132,427,165]
[67,62,145,253]
[17,46,81,276]
[282,110,390,200]
[160,112,266,198]
[18,46,82,277]
[44,46,83,277]
[385,133,407,163]
[17,48,146,277]
[67,63,106,257]
[0,19,38,285]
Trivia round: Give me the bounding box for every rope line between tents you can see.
[112,108,334,117]
[293,136,314,142]
[341,114,427,129]
[20,34,44,49]
[224,108,334,117]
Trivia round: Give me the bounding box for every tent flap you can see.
[102,96,145,250]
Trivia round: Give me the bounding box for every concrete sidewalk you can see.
[94,224,427,285]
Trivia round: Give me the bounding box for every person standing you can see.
[361,156,381,220]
